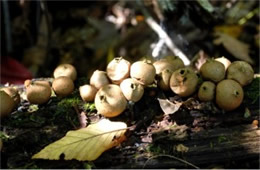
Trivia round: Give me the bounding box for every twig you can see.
[143,154,199,169]
[73,105,87,129]
[137,0,190,65]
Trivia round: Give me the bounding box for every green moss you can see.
[146,144,166,154]
[57,97,81,108]
[83,103,96,112]
[244,77,260,104]
[218,136,228,143]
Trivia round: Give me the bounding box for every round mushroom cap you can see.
[90,70,110,89]
[26,81,52,104]
[120,78,144,102]
[0,90,15,118]
[52,76,74,97]
[95,84,127,117]
[153,56,184,74]
[198,81,216,102]
[200,59,225,83]
[170,68,199,97]
[227,61,254,86]
[215,56,231,70]
[106,57,131,84]
[53,64,77,81]
[1,87,20,106]
[158,68,173,91]
[130,60,156,86]
[79,85,97,102]
[216,79,244,111]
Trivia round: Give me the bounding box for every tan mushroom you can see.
[106,57,131,84]
[53,64,77,81]
[95,84,127,117]
[52,76,74,97]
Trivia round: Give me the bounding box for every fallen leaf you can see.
[158,98,182,115]
[175,144,189,153]
[213,32,254,65]
[32,119,127,161]
[214,25,243,38]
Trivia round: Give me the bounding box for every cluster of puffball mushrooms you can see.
[0,56,255,119]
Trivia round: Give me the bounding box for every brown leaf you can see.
[158,98,182,115]
[213,32,254,64]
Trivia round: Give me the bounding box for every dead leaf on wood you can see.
[213,32,254,65]
[175,144,189,153]
[32,119,127,161]
[158,98,182,115]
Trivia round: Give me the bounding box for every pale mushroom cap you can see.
[153,57,184,74]
[216,79,244,111]
[215,56,231,70]
[0,91,15,118]
[158,69,173,91]
[130,60,156,86]
[198,81,216,102]
[120,78,144,102]
[1,87,20,106]
[95,84,127,117]
[90,70,110,89]
[53,64,77,81]
[170,68,199,97]
[79,85,97,102]
[52,76,74,97]
[26,81,52,104]
[200,60,225,83]
[227,61,254,86]
[106,57,131,84]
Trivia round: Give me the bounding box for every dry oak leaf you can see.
[32,119,127,161]
[158,98,182,115]
[213,32,254,65]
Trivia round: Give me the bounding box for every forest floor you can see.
[1,77,259,169]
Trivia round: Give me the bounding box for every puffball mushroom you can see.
[198,81,216,102]
[90,70,110,89]
[158,68,173,91]
[52,76,74,97]
[215,56,231,70]
[200,59,225,83]
[95,84,127,117]
[120,78,144,102]
[106,57,131,84]
[26,80,52,104]
[53,64,77,81]
[0,90,15,118]
[153,56,184,74]
[79,85,97,102]
[216,79,244,111]
[1,87,20,106]
[130,60,156,86]
[227,61,254,86]
[170,68,199,97]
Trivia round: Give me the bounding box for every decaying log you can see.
[106,125,259,169]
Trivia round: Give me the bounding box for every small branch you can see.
[73,105,87,129]
[143,154,199,169]
[145,17,190,65]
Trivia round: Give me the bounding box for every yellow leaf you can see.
[214,25,243,38]
[175,144,189,153]
[32,119,127,161]
[213,32,254,65]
